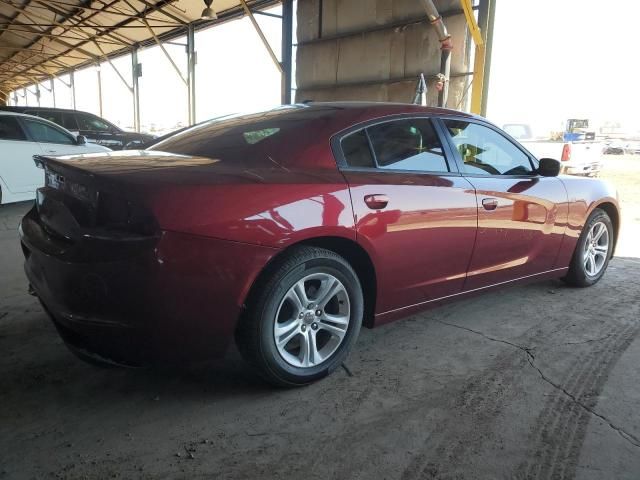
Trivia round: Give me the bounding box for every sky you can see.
[10,0,640,137]
[487,0,640,135]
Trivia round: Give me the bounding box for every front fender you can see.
[555,176,620,267]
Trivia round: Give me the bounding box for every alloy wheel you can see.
[583,221,609,277]
[273,272,350,368]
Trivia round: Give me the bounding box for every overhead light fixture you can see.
[201,0,217,19]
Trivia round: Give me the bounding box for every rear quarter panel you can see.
[139,167,356,248]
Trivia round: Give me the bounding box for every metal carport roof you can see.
[0,0,281,96]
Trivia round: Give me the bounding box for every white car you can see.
[0,111,111,204]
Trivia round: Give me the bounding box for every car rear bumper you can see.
[20,205,277,365]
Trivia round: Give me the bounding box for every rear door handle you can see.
[364,194,389,210]
[482,198,498,211]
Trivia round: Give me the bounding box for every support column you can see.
[187,23,197,125]
[71,70,76,110]
[281,0,293,104]
[97,65,103,117]
[51,77,56,108]
[132,47,141,132]
[478,0,496,117]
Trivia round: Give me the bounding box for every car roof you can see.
[0,105,83,114]
[0,110,76,132]
[293,101,477,116]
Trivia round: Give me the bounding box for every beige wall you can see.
[295,0,470,108]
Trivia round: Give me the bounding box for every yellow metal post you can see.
[460,0,485,114]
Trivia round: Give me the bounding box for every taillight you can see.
[561,143,572,162]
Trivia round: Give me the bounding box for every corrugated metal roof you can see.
[0,0,277,95]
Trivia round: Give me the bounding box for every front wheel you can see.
[563,208,614,287]
[237,246,363,387]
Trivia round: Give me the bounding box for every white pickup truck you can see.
[503,123,602,177]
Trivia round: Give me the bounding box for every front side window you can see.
[367,119,449,172]
[22,119,75,145]
[76,113,111,132]
[0,116,27,141]
[444,120,534,176]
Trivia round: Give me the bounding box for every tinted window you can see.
[444,120,533,176]
[34,110,64,127]
[0,116,27,141]
[23,119,75,145]
[63,113,78,131]
[76,113,111,132]
[367,119,449,172]
[341,130,375,168]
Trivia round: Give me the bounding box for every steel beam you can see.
[281,0,293,104]
[187,23,196,125]
[70,70,76,109]
[480,0,496,116]
[97,65,103,117]
[51,77,56,107]
[240,0,283,74]
[461,0,485,114]
[132,47,141,132]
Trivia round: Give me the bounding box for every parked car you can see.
[602,140,626,155]
[503,122,602,177]
[0,111,111,204]
[624,141,640,155]
[20,103,619,386]
[0,106,154,150]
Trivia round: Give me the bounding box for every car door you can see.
[334,116,478,319]
[75,112,122,149]
[0,115,44,194]
[438,118,568,290]
[20,117,81,157]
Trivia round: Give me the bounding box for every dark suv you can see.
[0,106,154,150]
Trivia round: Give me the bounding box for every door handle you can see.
[45,150,58,154]
[364,194,389,210]
[482,198,498,211]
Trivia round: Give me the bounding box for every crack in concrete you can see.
[558,334,613,346]
[435,319,640,449]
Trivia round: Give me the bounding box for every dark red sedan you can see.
[20,103,620,386]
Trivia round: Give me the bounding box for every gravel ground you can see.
[1,155,639,479]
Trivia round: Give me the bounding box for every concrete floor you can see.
[1,157,640,479]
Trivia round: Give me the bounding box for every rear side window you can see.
[63,113,78,131]
[34,110,64,127]
[341,130,375,168]
[367,119,449,172]
[22,119,75,145]
[0,116,27,141]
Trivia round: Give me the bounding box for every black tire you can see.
[236,246,363,387]
[563,208,614,287]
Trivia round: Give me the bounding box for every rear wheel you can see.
[237,246,363,387]
[563,208,614,287]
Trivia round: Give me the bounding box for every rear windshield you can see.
[148,106,333,167]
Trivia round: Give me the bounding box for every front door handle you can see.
[482,198,498,211]
[364,194,389,210]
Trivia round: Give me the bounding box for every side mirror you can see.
[76,135,87,145]
[537,157,561,177]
